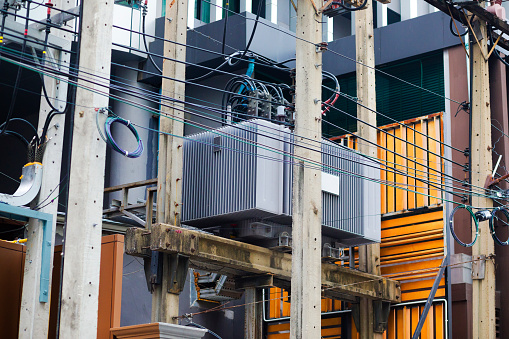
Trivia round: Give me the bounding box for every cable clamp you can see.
[316,42,328,53]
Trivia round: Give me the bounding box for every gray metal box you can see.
[182,119,380,246]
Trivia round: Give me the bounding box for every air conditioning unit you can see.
[182,119,380,246]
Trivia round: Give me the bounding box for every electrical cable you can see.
[323,84,466,154]
[0,0,31,137]
[326,47,464,106]
[320,100,467,168]
[0,11,496,207]
[110,42,293,108]
[108,24,466,155]
[449,204,478,247]
[489,206,509,246]
[0,46,496,203]
[0,47,492,202]
[338,0,368,11]
[195,0,465,107]
[100,110,144,158]
[112,48,468,173]
[185,322,223,339]
[488,25,509,67]
[0,45,470,190]
[111,23,460,159]
[141,1,162,74]
[239,0,263,61]
[221,0,229,56]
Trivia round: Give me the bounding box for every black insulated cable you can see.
[0,0,31,137]
[141,1,162,74]
[239,0,263,61]
[338,0,368,11]
[449,204,479,248]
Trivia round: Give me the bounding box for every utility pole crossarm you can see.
[125,225,401,302]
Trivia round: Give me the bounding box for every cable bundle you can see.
[489,207,509,246]
[97,109,144,158]
[449,205,479,247]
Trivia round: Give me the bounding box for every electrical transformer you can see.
[182,119,381,247]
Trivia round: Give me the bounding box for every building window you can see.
[223,0,240,16]
[195,0,211,23]
[387,8,401,25]
[251,0,266,18]
[322,51,445,137]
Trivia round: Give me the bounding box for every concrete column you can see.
[290,0,322,336]
[58,0,114,337]
[470,12,495,339]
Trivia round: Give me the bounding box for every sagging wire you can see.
[183,318,223,339]
[0,0,32,138]
[10,52,496,203]
[321,71,340,115]
[488,24,509,68]
[96,108,144,158]
[0,46,499,203]
[141,0,162,74]
[111,20,470,163]
[0,47,491,204]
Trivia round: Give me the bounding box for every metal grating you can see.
[182,119,380,245]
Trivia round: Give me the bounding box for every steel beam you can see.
[125,225,401,302]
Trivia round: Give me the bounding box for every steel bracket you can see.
[0,203,53,302]
[148,251,163,292]
[472,254,486,280]
[167,253,190,294]
[373,300,391,333]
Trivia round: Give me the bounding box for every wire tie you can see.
[126,119,131,126]
[125,150,129,157]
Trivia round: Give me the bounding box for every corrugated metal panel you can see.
[182,119,381,245]
[381,210,445,302]
[385,301,446,339]
[265,298,445,339]
[331,112,444,214]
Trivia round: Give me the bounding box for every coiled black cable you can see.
[338,0,368,12]
[185,322,223,339]
[142,2,162,74]
[488,25,509,68]
[449,204,479,248]
[489,207,509,246]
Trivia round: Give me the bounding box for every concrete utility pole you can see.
[355,1,381,338]
[18,1,71,337]
[152,0,188,323]
[470,11,495,339]
[290,0,323,337]
[58,0,114,337]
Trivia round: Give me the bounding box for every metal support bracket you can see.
[472,254,486,280]
[149,251,163,292]
[167,253,189,294]
[373,300,391,333]
[351,303,360,332]
[0,203,53,302]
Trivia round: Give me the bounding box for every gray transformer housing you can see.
[182,119,381,246]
